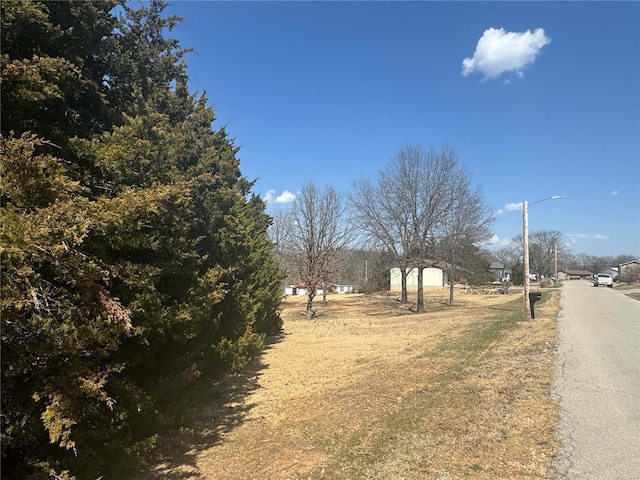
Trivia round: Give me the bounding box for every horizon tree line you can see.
[270,145,638,310]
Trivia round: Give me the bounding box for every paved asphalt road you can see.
[552,280,640,479]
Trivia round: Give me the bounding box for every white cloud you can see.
[567,233,608,245]
[610,190,620,196]
[490,234,508,246]
[263,190,276,202]
[504,202,523,211]
[488,234,501,245]
[263,189,296,204]
[567,233,589,244]
[485,234,515,248]
[462,27,551,81]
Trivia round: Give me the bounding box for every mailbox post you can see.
[528,292,542,319]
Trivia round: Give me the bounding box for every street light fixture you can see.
[523,195,565,316]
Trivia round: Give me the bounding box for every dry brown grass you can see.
[148,288,561,480]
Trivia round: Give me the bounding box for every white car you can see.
[593,273,613,288]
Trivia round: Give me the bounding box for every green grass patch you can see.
[422,296,527,362]
[461,297,525,354]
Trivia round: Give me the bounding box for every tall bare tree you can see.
[509,230,569,279]
[436,171,494,305]
[268,206,295,293]
[350,176,413,302]
[351,145,467,313]
[529,230,566,278]
[288,183,352,318]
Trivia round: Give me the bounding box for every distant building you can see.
[565,269,594,280]
[390,267,446,291]
[489,262,512,282]
[284,282,336,296]
[618,260,640,281]
[334,283,356,294]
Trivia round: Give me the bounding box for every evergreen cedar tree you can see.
[1,1,283,478]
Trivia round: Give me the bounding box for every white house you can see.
[284,285,308,296]
[334,283,356,294]
[390,267,446,291]
[284,284,327,296]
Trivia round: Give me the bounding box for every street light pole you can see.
[523,195,565,316]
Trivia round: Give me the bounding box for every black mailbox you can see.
[529,292,542,319]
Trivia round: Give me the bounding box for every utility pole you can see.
[554,242,558,284]
[365,259,368,283]
[523,200,530,312]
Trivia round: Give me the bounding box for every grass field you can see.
[148,287,561,480]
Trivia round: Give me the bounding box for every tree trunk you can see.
[448,276,455,306]
[401,268,408,303]
[417,267,424,313]
[306,292,315,319]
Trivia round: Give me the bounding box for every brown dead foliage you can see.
[147,288,561,480]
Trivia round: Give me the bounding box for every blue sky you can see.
[165,1,640,258]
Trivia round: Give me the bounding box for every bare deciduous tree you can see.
[529,230,566,278]
[350,176,413,303]
[268,206,295,294]
[351,145,472,313]
[288,183,352,318]
[405,146,461,313]
[509,230,569,279]
[436,171,494,305]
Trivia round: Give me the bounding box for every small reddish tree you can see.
[288,183,352,318]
